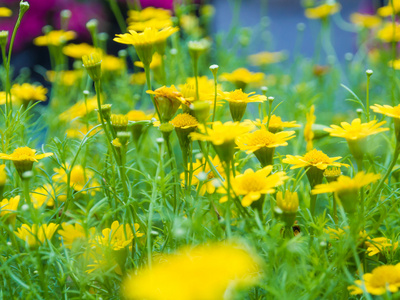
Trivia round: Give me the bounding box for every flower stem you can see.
[144,64,162,121]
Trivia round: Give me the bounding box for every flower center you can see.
[370,265,400,287]
[303,149,330,164]
[12,147,36,158]
[171,113,198,127]
[247,130,276,146]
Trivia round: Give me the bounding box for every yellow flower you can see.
[46,70,83,86]
[371,103,400,119]
[350,13,381,29]
[14,223,59,247]
[366,237,398,257]
[237,128,295,153]
[66,123,102,139]
[348,263,400,295]
[130,72,146,85]
[0,164,6,186]
[219,166,288,207]
[146,85,185,122]
[0,196,20,223]
[94,221,143,251]
[323,166,342,182]
[128,18,173,32]
[220,68,264,89]
[59,96,99,122]
[34,30,76,47]
[283,149,346,170]
[127,7,171,22]
[62,43,96,59]
[170,113,198,129]
[11,83,47,102]
[0,7,12,17]
[304,105,316,152]
[312,172,380,195]
[134,52,162,69]
[305,3,340,19]
[30,184,66,208]
[53,164,100,195]
[377,23,400,43]
[180,155,225,195]
[324,118,388,141]
[253,114,301,133]
[248,51,286,66]
[222,89,266,103]
[58,223,96,249]
[378,0,400,17]
[102,55,125,72]
[126,110,154,121]
[276,190,299,213]
[122,243,261,300]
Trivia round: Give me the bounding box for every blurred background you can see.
[0,0,386,81]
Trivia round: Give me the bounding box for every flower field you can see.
[2,1,400,299]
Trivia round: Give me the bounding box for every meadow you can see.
[1,1,400,299]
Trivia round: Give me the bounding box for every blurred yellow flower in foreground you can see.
[350,13,381,29]
[378,0,400,17]
[62,43,96,59]
[34,30,76,47]
[127,7,171,22]
[305,3,340,19]
[348,263,400,295]
[0,7,12,17]
[14,223,59,247]
[122,243,262,300]
[377,23,400,43]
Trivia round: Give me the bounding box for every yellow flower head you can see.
[190,121,253,146]
[348,263,400,295]
[58,222,96,249]
[178,76,219,103]
[253,114,301,133]
[350,13,381,29]
[147,85,185,122]
[248,51,286,66]
[122,243,261,300]
[134,52,162,69]
[0,196,20,223]
[236,128,295,153]
[11,83,47,102]
[128,18,173,32]
[180,155,225,195]
[365,237,398,257]
[34,30,76,47]
[276,190,299,213]
[0,7,12,17]
[95,221,143,251]
[283,149,346,170]
[220,68,264,89]
[0,147,53,163]
[102,55,125,72]
[170,113,199,129]
[130,72,146,85]
[59,96,99,122]
[304,105,316,151]
[53,164,100,195]
[0,164,6,186]
[371,103,400,119]
[14,223,59,247]
[127,7,171,22]
[219,166,288,207]
[46,70,83,86]
[62,43,96,59]
[222,89,266,103]
[377,23,400,43]
[312,172,380,195]
[30,184,66,208]
[378,0,400,17]
[126,110,154,121]
[305,3,340,19]
[324,118,389,141]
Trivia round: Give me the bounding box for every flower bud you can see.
[82,52,102,81]
[0,31,9,48]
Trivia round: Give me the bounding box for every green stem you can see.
[225,162,232,238]
[144,64,162,121]
[366,74,371,122]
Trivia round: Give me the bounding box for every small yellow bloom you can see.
[377,23,400,43]
[220,68,264,89]
[248,51,286,66]
[102,55,125,73]
[130,72,146,85]
[348,263,400,295]
[276,190,299,213]
[305,3,340,19]
[325,118,388,141]
[146,85,185,122]
[378,0,400,17]
[253,114,301,133]
[14,223,59,247]
[0,7,12,17]
[30,184,66,208]
[34,30,76,47]
[283,149,346,170]
[127,7,171,22]
[122,243,261,300]
[222,89,266,103]
[219,166,288,207]
[0,164,6,186]
[350,13,381,29]
[126,110,154,121]
[366,237,398,257]
[58,222,96,249]
[62,43,96,59]
[46,70,83,86]
[0,196,20,223]
[94,221,143,251]
[11,83,47,103]
[53,164,100,195]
